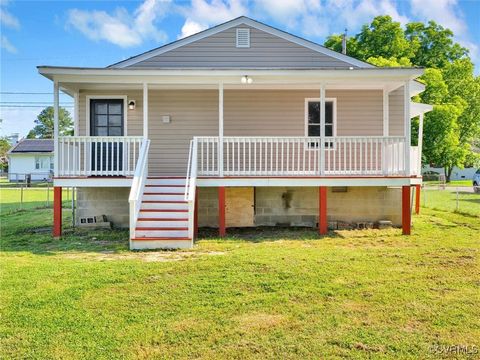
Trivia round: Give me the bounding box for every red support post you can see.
[218,186,226,237]
[415,184,421,215]
[194,187,199,239]
[53,186,62,237]
[319,186,328,235]
[402,186,411,235]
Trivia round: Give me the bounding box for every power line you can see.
[0,105,74,108]
[0,92,71,95]
[1,102,73,104]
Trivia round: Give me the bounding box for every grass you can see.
[1,200,479,359]
[0,187,72,214]
[424,179,474,187]
[0,177,53,188]
[422,188,480,217]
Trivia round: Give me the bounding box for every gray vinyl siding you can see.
[389,86,405,136]
[127,26,354,69]
[224,90,383,137]
[77,89,385,175]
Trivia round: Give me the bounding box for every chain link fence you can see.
[0,175,77,225]
[422,173,480,217]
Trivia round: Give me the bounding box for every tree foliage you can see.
[0,136,11,171]
[27,107,73,139]
[325,15,479,181]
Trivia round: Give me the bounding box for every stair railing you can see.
[128,139,150,246]
[185,138,198,240]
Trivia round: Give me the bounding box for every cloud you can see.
[178,0,248,39]
[66,0,170,47]
[410,0,466,34]
[0,5,20,30]
[1,34,17,53]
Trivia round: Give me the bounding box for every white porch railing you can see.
[58,136,143,177]
[128,139,150,241]
[195,136,409,177]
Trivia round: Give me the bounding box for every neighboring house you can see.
[38,16,433,249]
[7,139,54,181]
[422,166,478,181]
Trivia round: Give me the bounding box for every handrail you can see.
[185,138,198,240]
[128,139,150,243]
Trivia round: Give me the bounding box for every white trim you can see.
[404,82,411,175]
[73,91,79,136]
[143,83,148,139]
[218,82,224,177]
[196,177,417,187]
[304,97,337,140]
[53,80,59,177]
[108,17,373,69]
[85,95,128,136]
[54,177,133,187]
[383,89,389,136]
[236,28,250,48]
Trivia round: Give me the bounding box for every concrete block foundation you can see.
[76,187,130,228]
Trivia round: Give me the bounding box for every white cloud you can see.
[410,0,466,34]
[0,6,20,29]
[178,0,248,39]
[1,34,17,53]
[66,0,170,47]
[0,2,19,54]
[0,108,40,138]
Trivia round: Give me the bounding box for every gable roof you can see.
[109,16,373,69]
[9,139,54,154]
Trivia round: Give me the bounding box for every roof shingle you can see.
[9,139,54,153]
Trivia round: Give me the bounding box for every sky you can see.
[1,0,479,138]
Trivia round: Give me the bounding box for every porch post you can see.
[143,83,148,139]
[218,82,224,177]
[402,185,411,235]
[53,80,59,177]
[320,84,326,175]
[404,81,411,175]
[418,113,424,176]
[319,186,328,234]
[218,186,226,237]
[383,88,389,136]
[53,186,62,237]
[415,184,421,215]
[73,91,79,136]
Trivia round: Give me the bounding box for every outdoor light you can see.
[241,75,253,84]
[128,100,136,110]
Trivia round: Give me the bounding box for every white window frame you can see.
[86,95,128,136]
[304,97,337,149]
[35,156,50,170]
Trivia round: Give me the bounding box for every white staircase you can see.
[130,177,194,249]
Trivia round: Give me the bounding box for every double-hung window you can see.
[305,98,336,147]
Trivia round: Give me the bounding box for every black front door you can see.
[90,99,124,173]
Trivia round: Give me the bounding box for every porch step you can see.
[131,176,193,249]
[135,229,189,238]
[146,178,186,186]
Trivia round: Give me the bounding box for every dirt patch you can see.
[235,313,286,332]
[62,250,225,262]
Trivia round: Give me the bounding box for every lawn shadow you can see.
[197,226,346,243]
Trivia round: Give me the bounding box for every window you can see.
[50,156,54,170]
[35,156,50,170]
[305,98,336,147]
[90,99,124,136]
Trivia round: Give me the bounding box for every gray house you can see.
[38,16,432,249]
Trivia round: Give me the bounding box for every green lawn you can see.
[0,187,72,214]
[421,188,480,216]
[424,179,474,187]
[1,202,479,359]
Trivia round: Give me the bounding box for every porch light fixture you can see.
[128,100,136,110]
[241,75,253,84]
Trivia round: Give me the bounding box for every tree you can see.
[27,106,73,139]
[324,16,479,182]
[0,136,11,171]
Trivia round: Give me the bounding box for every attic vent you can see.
[236,28,250,48]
